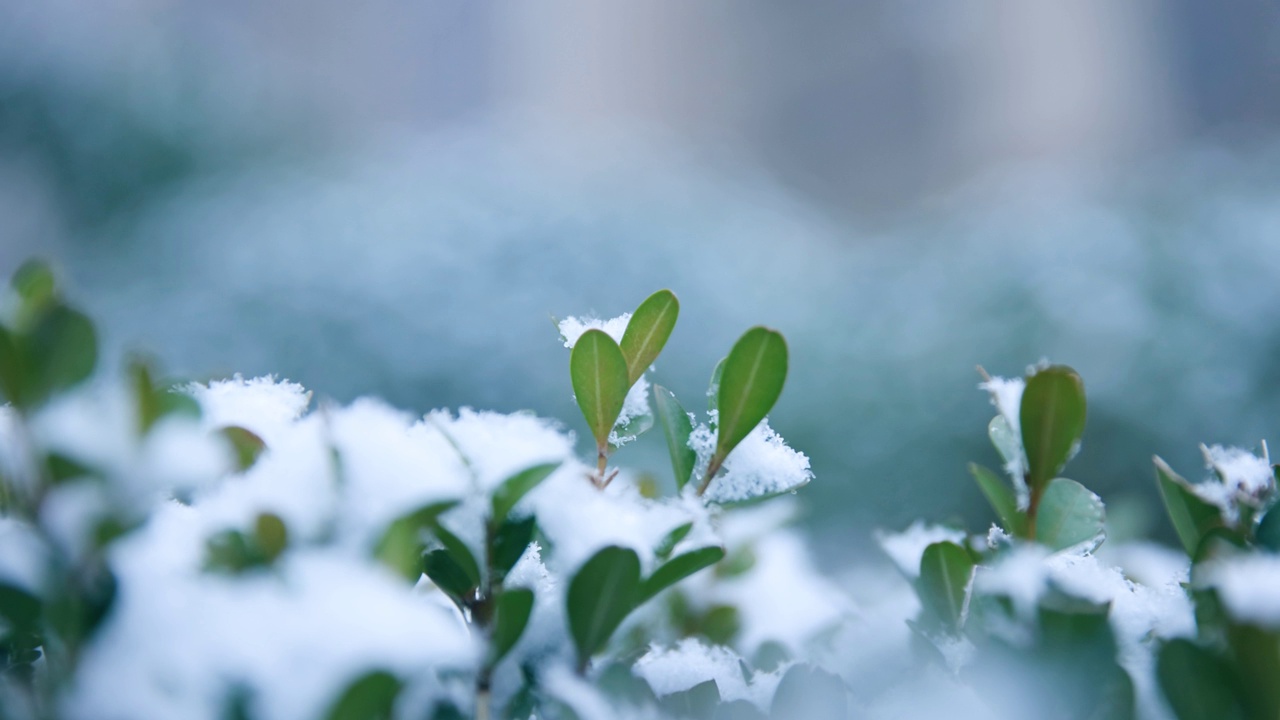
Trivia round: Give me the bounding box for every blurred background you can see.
[3,0,1280,561]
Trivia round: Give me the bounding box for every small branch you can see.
[696,455,724,496]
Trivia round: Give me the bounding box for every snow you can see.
[0,517,47,593]
[979,376,1024,438]
[875,521,968,579]
[1202,553,1280,627]
[187,375,311,447]
[634,638,784,710]
[557,314,632,349]
[693,419,813,504]
[1191,444,1276,525]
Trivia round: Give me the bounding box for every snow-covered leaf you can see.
[915,541,974,633]
[970,463,1026,537]
[1035,477,1105,552]
[1155,456,1224,556]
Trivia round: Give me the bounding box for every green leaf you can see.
[1155,457,1225,556]
[1019,365,1086,494]
[654,522,693,559]
[1035,477,1106,551]
[0,583,41,633]
[988,414,1023,473]
[1226,622,1280,719]
[653,385,697,491]
[770,665,847,720]
[567,546,641,668]
[915,541,974,633]
[1257,506,1280,553]
[619,289,679,385]
[433,524,481,589]
[570,329,630,448]
[658,679,720,719]
[491,516,537,581]
[491,462,559,525]
[491,588,535,663]
[640,546,725,603]
[221,426,266,472]
[707,358,725,414]
[12,260,57,321]
[253,513,288,562]
[0,325,21,405]
[424,550,477,602]
[25,304,97,406]
[324,670,402,720]
[1157,639,1245,720]
[372,501,457,581]
[714,327,788,463]
[970,463,1026,536]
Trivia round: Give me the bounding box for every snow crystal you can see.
[1191,444,1276,525]
[634,638,784,710]
[557,314,632,348]
[188,376,311,447]
[875,521,968,580]
[1202,554,1280,627]
[695,419,812,504]
[979,376,1024,438]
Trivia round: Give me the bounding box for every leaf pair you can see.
[567,543,724,669]
[571,290,679,449]
[972,464,1105,551]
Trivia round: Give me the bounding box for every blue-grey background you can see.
[4,1,1280,560]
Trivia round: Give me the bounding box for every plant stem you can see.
[697,455,724,496]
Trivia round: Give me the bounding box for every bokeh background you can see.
[4,0,1280,561]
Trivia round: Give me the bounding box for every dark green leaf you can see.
[1257,505,1280,553]
[372,501,456,581]
[491,462,560,524]
[700,605,741,646]
[253,513,288,562]
[569,330,630,448]
[424,550,476,602]
[659,679,720,719]
[0,325,21,406]
[915,542,974,633]
[1035,477,1105,551]
[1226,623,1280,720]
[221,427,266,472]
[491,516,537,580]
[25,304,96,405]
[640,546,725,603]
[433,523,481,588]
[567,546,641,668]
[714,327,788,463]
[970,463,1026,536]
[619,289,679,385]
[655,522,693,559]
[653,385,697,492]
[491,588,535,663]
[1157,639,1244,720]
[770,665,847,720]
[1156,457,1226,556]
[324,670,402,720]
[1019,365,1086,494]
[0,584,41,633]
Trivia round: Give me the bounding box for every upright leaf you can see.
[491,516,537,580]
[619,290,679,385]
[1257,506,1280,553]
[491,589,535,663]
[491,462,560,524]
[1157,639,1245,720]
[714,327,787,462]
[1035,477,1106,551]
[570,330,630,448]
[26,304,97,405]
[916,541,974,633]
[970,463,1026,536]
[1020,365,1086,494]
[1156,457,1226,556]
[567,546,641,668]
[639,546,725,603]
[653,385,697,491]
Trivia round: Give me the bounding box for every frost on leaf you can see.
[634,638,784,710]
[979,375,1029,509]
[1190,444,1276,526]
[692,418,812,504]
[875,521,967,580]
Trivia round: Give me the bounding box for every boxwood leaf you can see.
[970,463,1026,536]
[491,462,560,525]
[988,414,1024,475]
[324,670,402,720]
[491,516,537,581]
[714,327,787,462]
[253,512,288,562]
[221,426,266,472]
[26,304,97,406]
[653,385,697,491]
[433,523,481,588]
[373,501,457,581]
[619,289,679,385]
[1257,505,1280,553]
[1155,456,1226,556]
[915,541,974,633]
[567,546,641,668]
[1035,477,1106,551]
[491,588,535,663]
[424,550,476,602]
[1157,638,1245,720]
[1020,365,1086,494]
[707,358,725,414]
[770,665,847,720]
[655,521,693,559]
[639,546,725,603]
[570,330,630,448]
[659,679,720,719]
